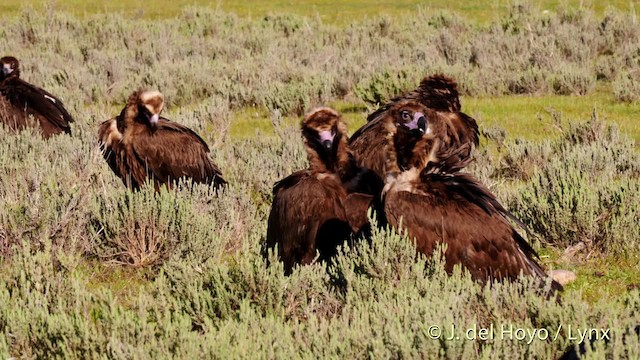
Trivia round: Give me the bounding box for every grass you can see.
[79,260,150,307]
[542,248,640,304]
[1,0,636,23]
[464,90,640,143]
[227,91,640,144]
[1,3,640,357]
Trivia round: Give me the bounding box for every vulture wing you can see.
[366,74,462,122]
[266,175,351,273]
[131,119,226,187]
[0,78,74,135]
[348,119,388,178]
[272,170,309,195]
[384,173,548,283]
[349,115,420,178]
[97,118,123,181]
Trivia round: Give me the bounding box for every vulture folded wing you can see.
[97,118,123,180]
[425,172,531,242]
[272,170,310,195]
[131,119,225,185]
[385,189,547,282]
[0,79,74,133]
[344,193,375,233]
[267,176,350,272]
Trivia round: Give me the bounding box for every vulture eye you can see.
[401,111,410,121]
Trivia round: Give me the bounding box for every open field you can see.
[1,2,640,358]
[1,0,636,23]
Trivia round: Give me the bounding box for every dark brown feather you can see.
[367,73,462,122]
[265,108,383,274]
[350,74,479,178]
[266,172,352,273]
[0,56,74,138]
[380,99,560,290]
[97,90,226,190]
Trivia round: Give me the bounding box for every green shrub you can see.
[1,5,640,358]
[613,70,640,102]
[354,68,420,107]
[2,5,638,111]
[498,119,640,253]
[2,237,639,358]
[550,65,596,95]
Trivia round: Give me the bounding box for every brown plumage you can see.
[0,56,74,137]
[350,74,479,178]
[380,100,560,289]
[98,89,226,190]
[265,107,383,274]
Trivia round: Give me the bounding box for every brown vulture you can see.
[380,99,560,289]
[0,56,74,137]
[98,89,227,190]
[265,107,383,274]
[350,74,479,178]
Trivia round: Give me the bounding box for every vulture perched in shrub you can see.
[265,107,383,274]
[98,89,226,190]
[380,99,560,289]
[350,74,479,178]
[0,56,74,137]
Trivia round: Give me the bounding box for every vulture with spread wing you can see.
[265,107,383,274]
[380,99,560,288]
[98,89,226,190]
[0,56,74,137]
[350,74,479,177]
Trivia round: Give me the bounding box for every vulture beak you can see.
[149,113,159,129]
[402,112,427,134]
[2,65,12,76]
[318,130,335,150]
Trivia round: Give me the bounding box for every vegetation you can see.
[0,3,639,358]
[1,0,636,23]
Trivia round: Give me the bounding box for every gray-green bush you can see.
[479,117,640,254]
[2,4,640,119]
[1,4,640,358]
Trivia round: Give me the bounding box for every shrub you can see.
[2,4,638,111]
[613,70,640,103]
[354,68,420,107]
[549,65,596,95]
[499,118,640,253]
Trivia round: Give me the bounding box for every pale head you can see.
[138,90,164,128]
[0,56,19,80]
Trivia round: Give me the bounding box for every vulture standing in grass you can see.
[98,89,226,190]
[0,56,74,137]
[265,107,383,274]
[350,74,479,178]
[380,99,560,289]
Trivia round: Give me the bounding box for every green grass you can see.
[1,4,639,357]
[1,0,635,23]
[464,91,640,143]
[541,248,640,304]
[227,92,640,144]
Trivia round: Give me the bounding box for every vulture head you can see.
[0,56,20,81]
[388,99,429,135]
[123,89,165,131]
[301,107,350,175]
[382,99,443,182]
[384,99,471,173]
